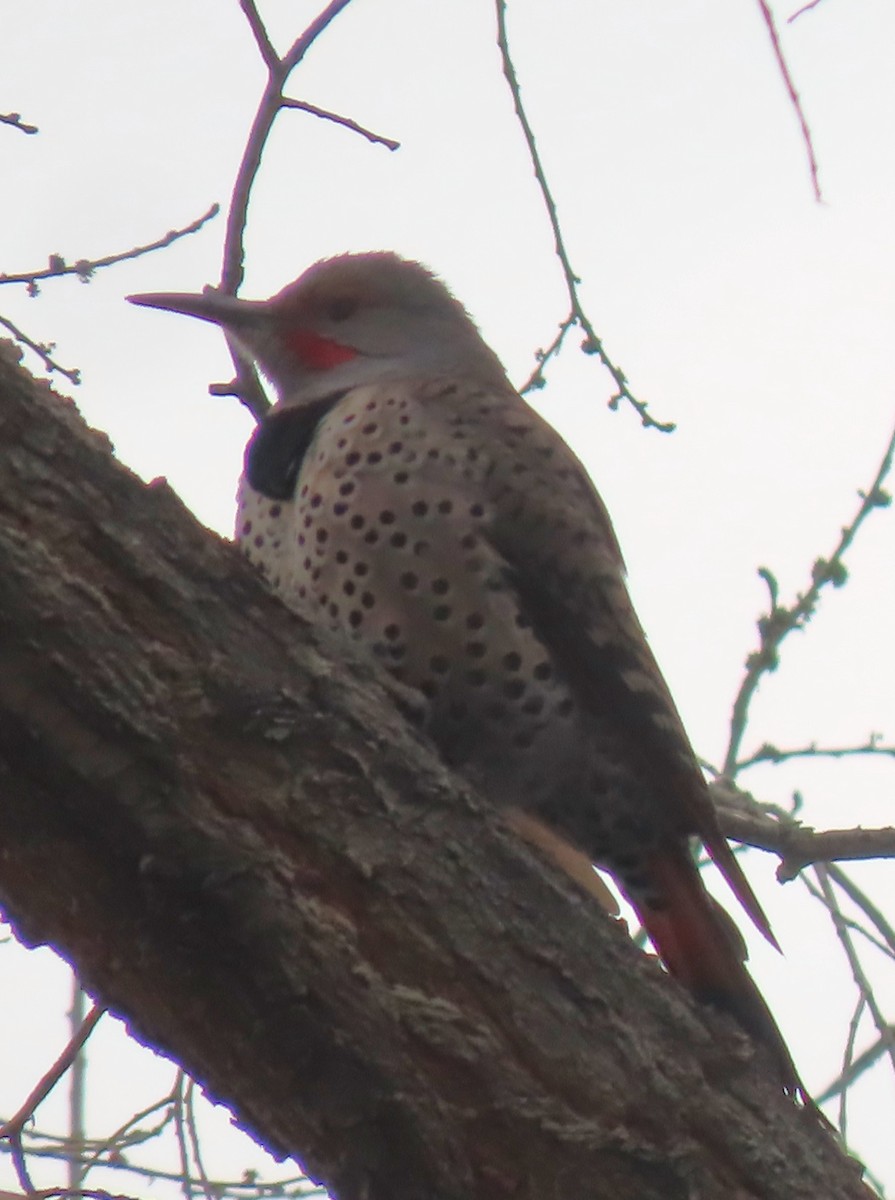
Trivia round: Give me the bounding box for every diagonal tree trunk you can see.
[0,344,871,1200]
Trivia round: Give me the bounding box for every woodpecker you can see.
[129,253,805,1100]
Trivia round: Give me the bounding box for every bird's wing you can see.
[469,389,776,946]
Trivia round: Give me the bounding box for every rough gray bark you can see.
[0,345,871,1200]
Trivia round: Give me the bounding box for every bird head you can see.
[127,252,508,407]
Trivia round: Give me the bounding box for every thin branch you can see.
[239,0,279,70]
[0,205,220,290]
[281,0,355,75]
[834,994,864,1134]
[494,1,674,432]
[788,870,895,967]
[736,736,895,771]
[1,1003,105,1194]
[788,0,826,22]
[30,1189,138,1200]
[714,805,895,882]
[0,315,81,383]
[67,978,88,1194]
[1,205,218,395]
[774,825,892,878]
[813,865,895,1082]
[826,863,895,958]
[218,0,356,423]
[723,422,895,774]
[0,112,38,135]
[172,1073,194,1200]
[9,1136,37,1197]
[79,1091,177,1172]
[818,1020,895,1110]
[0,1006,104,1139]
[518,318,575,394]
[756,0,822,200]
[224,0,355,294]
[8,1137,324,1197]
[281,98,399,150]
[184,1079,216,1200]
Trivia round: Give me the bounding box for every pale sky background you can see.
[1,0,894,1193]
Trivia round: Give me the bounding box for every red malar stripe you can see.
[286,329,358,370]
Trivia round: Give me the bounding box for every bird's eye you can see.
[328,296,359,322]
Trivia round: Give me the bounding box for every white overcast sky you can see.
[2,0,894,1192]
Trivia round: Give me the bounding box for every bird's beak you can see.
[127,290,267,333]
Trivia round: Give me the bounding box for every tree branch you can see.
[712,784,895,882]
[0,205,220,291]
[755,0,822,200]
[0,111,38,135]
[0,346,872,1200]
[494,1,674,432]
[723,423,895,775]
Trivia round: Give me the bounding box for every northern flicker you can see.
[129,253,805,1099]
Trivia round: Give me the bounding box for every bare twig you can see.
[0,112,38,135]
[835,994,863,1135]
[183,1080,216,1200]
[517,317,575,394]
[0,205,220,291]
[715,810,895,882]
[1,205,219,390]
[282,98,399,150]
[0,1006,104,1140]
[736,736,895,771]
[215,0,357,423]
[723,423,895,774]
[755,0,822,200]
[172,1073,194,1200]
[9,1135,37,1196]
[67,978,88,1194]
[7,1132,324,1197]
[1,1061,315,1199]
[0,314,81,383]
[239,0,279,69]
[26,1190,138,1200]
[224,0,356,296]
[813,866,895,1083]
[495,1,674,432]
[825,863,895,958]
[1,1003,105,1192]
[818,1017,895,1113]
[79,1090,177,1171]
[788,0,826,22]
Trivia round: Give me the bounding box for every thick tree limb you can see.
[0,346,872,1200]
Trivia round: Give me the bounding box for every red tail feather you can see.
[633,846,805,1101]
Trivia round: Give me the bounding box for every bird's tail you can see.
[631,844,807,1103]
